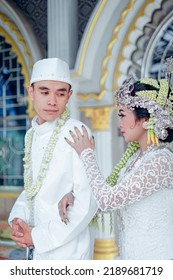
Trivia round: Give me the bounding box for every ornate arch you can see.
[0,0,43,117]
[113,0,173,86]
[0,1,43,189]
[74,0,173,131]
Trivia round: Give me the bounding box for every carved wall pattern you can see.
[12,0,47,55]
[11,0,98,55]
[78,0,98,44]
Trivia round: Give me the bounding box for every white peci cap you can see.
[30,57,72,86]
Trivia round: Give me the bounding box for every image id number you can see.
[103,266,163,276]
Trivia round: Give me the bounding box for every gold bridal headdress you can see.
[114,58,173,141]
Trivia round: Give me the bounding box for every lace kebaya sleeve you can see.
[80,148,173,212]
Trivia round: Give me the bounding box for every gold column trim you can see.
[0,192,20,199]
[80,106,114,131]
[78,0,135,101]
[78,91,103,101]
[0,186,23,198]
[93,239,118,260]
[71,0,107,78]
[113,0,155,90]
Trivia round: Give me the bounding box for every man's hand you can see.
[58,192,74,223]
[12,218,24,238]
[11,218,34,248]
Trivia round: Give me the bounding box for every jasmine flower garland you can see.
[106,141,139,186]
[23,107,70,204]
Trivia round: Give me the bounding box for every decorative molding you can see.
[0,14,31,84]
[0,13,34,118]
[113,0,165,87]
[76,0,166,133]
[77,0,135,101]
[80,106,114,131]
[71,0,107,78]
[141,9,173,78]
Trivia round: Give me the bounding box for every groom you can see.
[8,57,97,259]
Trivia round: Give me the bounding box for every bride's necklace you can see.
[23,107,70,203]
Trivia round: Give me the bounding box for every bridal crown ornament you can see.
[114,58,173,141]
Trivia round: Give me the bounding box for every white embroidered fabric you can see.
[80,146,173,259]
[80,146,173,212]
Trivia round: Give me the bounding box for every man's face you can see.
[27,80,72,124]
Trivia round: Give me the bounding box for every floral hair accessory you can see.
[114,75,173,141]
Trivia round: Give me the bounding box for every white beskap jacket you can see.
[9,117,98,259]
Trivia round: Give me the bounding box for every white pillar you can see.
[95,131,112,178]
[94,130,115,238]
[47,0,78,68]
[94,130,118,259]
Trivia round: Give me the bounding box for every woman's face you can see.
[118,106,146,143]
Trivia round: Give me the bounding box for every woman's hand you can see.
[65,126,95,156]
[58,192,74,223]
